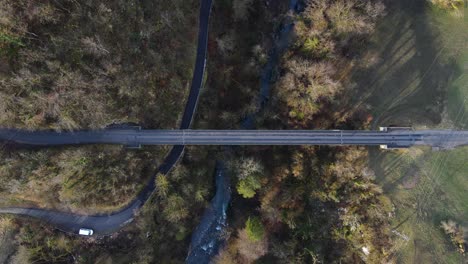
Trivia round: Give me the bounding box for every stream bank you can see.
[186,0,301,262]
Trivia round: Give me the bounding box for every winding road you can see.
[0,0,213,236]
[1,0,468,243]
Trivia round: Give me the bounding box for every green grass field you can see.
[369,146,468,263]
[447,51,468,128]
[352,0,468,262]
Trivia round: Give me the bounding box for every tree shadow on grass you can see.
[447,71,468,129]
[344,0,463,129]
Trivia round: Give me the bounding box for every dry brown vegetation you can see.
[0,0,197,130]
[0,0,198,213]
[215,0,393,263]
[0,0,399,263]
[0,146,167,213]
[0,216,18,263]
[215,228,268,264]
[428,0,464,10]
[274,0,385,126]
[441,220,467,254]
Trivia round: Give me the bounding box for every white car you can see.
[78,228,94,236]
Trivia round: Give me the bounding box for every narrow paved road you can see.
[1,0,467,241]
[0,0,213,236]
[157,0,212,174]
[2,128,468,149]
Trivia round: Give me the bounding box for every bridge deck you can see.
[1,129,468,149]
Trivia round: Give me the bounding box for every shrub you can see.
[0,31,24,57]
[163,195,189,223]
[326,0,361,34]
[245,217,265,242]
[155,174,169,198]
[237,175,262,198]
[230,157,264,180]
[428,0,464,10]
[441,220,467,254]
[276,59,340,120]
[300,36,333,59]
[17,225,73,263]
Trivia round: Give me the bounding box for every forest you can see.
[0,0,197,213]
[0,0,466,263]
[211,0,394,262]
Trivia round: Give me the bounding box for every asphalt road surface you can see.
[153,0,212,174]
[2,129,468,149]
[0,0,213,236]
[0,201,142,236]
[1,0,467,242]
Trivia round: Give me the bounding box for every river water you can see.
[186,0,300,263]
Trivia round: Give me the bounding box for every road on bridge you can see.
[1,0,468,238]
[0,0,213,236]
[2,129,468,149]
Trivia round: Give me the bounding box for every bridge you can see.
[2,127,468,150]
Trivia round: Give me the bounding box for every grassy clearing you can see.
[350,0,467,262]
[446,50,468,129]
[370,146,468,263]
[345,0,466,129]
